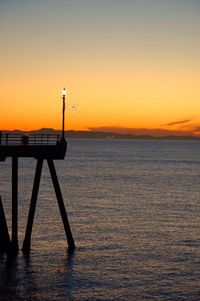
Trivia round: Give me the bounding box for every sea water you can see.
[0,139,200,300]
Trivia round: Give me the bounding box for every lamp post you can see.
[61,87,67,141]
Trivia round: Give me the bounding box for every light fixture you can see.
[62,87,67,97]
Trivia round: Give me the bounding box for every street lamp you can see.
[61,87,67,141]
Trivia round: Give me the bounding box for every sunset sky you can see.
[1,0,200,136]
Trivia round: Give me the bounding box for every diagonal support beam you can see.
[47,159,75,251]
[22,159,43,254]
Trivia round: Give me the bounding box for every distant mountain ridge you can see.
[1,128,200,141]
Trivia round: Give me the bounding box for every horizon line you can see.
[1,128,199,139]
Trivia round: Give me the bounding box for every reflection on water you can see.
[0,251,76,301]
[1,139,200,300]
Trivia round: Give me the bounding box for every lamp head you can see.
[62,87,67,97]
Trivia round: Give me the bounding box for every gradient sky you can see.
[1,0,200,135]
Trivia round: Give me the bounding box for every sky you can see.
[1,0,200,135]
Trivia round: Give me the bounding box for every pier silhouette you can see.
[0,89,75,256]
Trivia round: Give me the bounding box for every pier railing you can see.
[0,133,61,146]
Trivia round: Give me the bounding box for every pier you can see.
[0,89,75,256]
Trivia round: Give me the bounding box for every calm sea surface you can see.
[1,139,200,300]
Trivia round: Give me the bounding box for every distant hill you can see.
[1,128,200,141]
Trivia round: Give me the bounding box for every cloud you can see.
[191,126,200,135]
[164,119,191,126]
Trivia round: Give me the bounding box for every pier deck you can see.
[0,133,67,160]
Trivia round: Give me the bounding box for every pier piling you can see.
[10,156,19,253]
[22,159,43,254]
[0,196,10,253]
[47,159,75,251]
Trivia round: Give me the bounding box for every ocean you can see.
[0,139,200,300]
